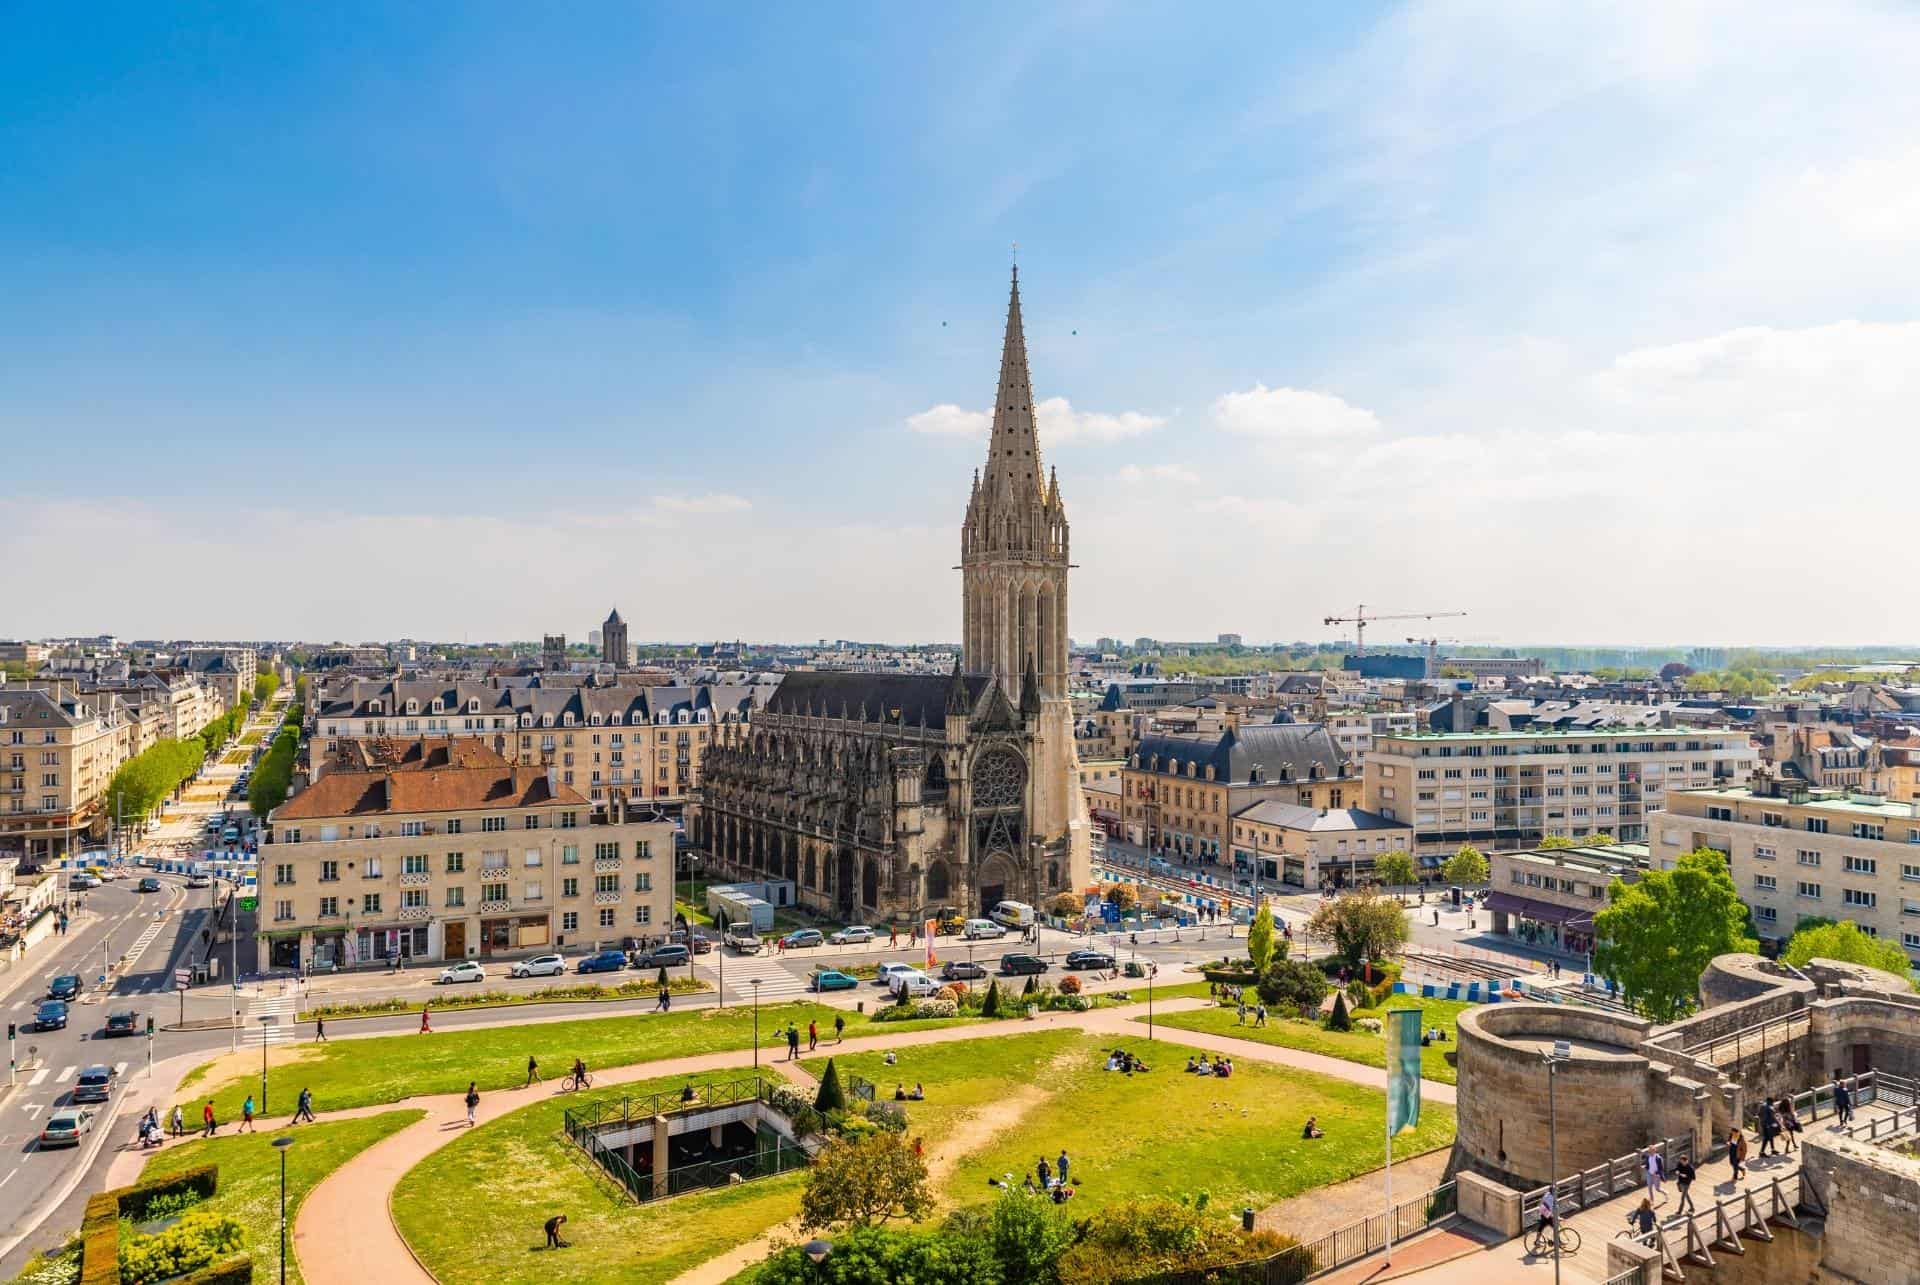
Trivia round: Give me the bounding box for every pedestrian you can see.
[889,925,898,948]
[1255,1002,1268,1028]
[241,1095,256,1133]
[1780,1096,1801,1151]
[1727,1128,1747,1181]
[543,1214,569,1249]
[1757,1097,1779,1157]
[1643,1146,1663,1202]
[420,1005,432,1035]
[202,1100,217,1137]
[656,987,671,1012]
[1057,1149,1070,1186]
[526,1055,541,1086]
[293,1086,315,1125]
[834,1014,845,1044]
[1673,1154,1697,1215]
[1038,1156,1051,1189]
[170,1104,184,1138]
[1236,1000,1247,1025]
[1834,1074,1854,1125]
[787,1024,800,1061]
[808,1020,818,1052]
[465,1081,480,1127]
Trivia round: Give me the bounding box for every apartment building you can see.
[184,647,258,709]
[1486,841,1648,958]
[1362,726,1757,856]
[261,739,674,970]
[0,685,128,861]
[1120,720,1351,863]
[1324,708,1420,765]
[311,678,767,815]
[1228,800,1412,890]
[1662,772,1920,966]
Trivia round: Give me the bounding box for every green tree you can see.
[1783,920,1917,981]
[799,1133,932,1229]
[1441,845,1488,886]
[981,978,1001,1017]
[981,1184,1075,1283]
[1257,957,1329,1011]
[1102,882,1138,913]
[815,1058,847,1112]
[1538,834,1576,850]
[754,1224,1001,1284]
[1375,850,1418,892]
[249,725,299,817]
[1589,832,1617,846]
[1306,889,1409,964]
[1326,990,1353,1031]
[1592,848,1757,1022]
[253,672,281,704]
[1246,902,1277,976]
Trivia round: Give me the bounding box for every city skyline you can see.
[7,4,1920,644]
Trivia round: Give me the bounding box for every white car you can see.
[510,954,565,979]
[963,918,1007,940]
[437,961,486,985]
[875,962,918,989]
[828,926,876,945]
[889,970,938,998]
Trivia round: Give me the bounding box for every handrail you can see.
[1742,1068,1897,1132]
[1520,1135,1692,1227]
[1631,1172,1802,1276]
[1840,1100,1920,1144]
[1681,1008,1811,1066]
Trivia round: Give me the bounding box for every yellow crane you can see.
[1322,605,1467,657]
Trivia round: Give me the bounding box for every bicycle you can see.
[562,1071,593,1092]
[1527,1219,1580,1257]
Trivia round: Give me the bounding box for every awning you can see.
[1484,890,1595,927]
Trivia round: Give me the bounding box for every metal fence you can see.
[1142,1182,1457,1284]
[1679,1008,1810,1066]
[846,1073,877,1104]
[1520,1135,1692,1228]
[562,1075,769,1140]
[576,1124,809,1203]
[1740,1068,1913,1134]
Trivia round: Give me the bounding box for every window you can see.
[562,877,579,898]
[320,861,340,883]
[404,854,429,875]
[364,857,382,879]
[446,818,462,835]
[524,848,543,867]
[482,816,506,833]
[1754,874,1777,892]
[1905,932,1920,952]
[319,897,339,917]
[363,893,382,913]
[1754,845,1776,862]
[1797,849,1822,867]
[445,887,465,907]
[283,827,301,844]
[598,908,616,929]
[562,845,580,865]
[562,911,578,932]
[274,864,294,885]
[399,821,425,837]
[523,814,539,830]
[1755,906,1777,924]
[524,881,543,901]
[1844,888,1877,909]
[560,811,578,829]
[1806,817,1828,834]
[595,874,619,894]
[635,839,653,860]
[1796,881,1821,899]
[274,900,293,922]
[1903,864,1920,882]
[1852,823,1885,841]
[1844,855,1878,875]
[594,841,619,861]
[482,882,508,903]
[403,889,427,909]
[634,904,652,925]
[635,872,652,892]
[1762,812,1784,828]
[445,851,465,873]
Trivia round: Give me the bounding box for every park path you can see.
[277,995,1455,1285]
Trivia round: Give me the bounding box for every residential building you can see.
[1363,725,1757,855]
[1229,800,1412,890]
[1121,719,1351,864]
[0,685,128,860]
[261,739,673,968]
[1441,656,1546,681]
[0,641,48,666]
[1662,771,1920,965]
[184,647,258,709]
[1486,841,1648,958]
[1324,708,1420,765]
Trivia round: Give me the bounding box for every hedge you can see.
[79,1164,231,1285]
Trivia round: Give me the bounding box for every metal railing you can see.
[1624,1171,1805,1278]
[1520,1136,1693,1228]
[1141,1182,1456,1284]
[1680,1009,1811,1066]
[1740,1068,1912,1133]
[562,1075,771,1140]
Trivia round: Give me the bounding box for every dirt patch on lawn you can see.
[174,1042,325,1100]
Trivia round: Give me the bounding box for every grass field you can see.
[141,1110,423,1285]
[221,749,250,765]
[174,1000,974,1120]
[239,731,263,746]
[1146,997,1474,1085]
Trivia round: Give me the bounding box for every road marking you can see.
[21,1104,43,1119]
[0,1170,14,1189]
[55,1066,74,1082]
[112,1062,127,1076]
[26,1069,48,1087]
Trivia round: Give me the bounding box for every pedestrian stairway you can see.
[244,993,299,1047]
[715,952,815,1003]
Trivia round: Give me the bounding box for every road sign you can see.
[239,896,257,912]
[175,968,192,991]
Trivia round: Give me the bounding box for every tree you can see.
[799,1132,932,1229]
[1047,892,1082,918]
[1783,920,1917,980]
[249,725,299,817]
[1659,662,1694,682]
[982,1184,1075,1283]
[815,1058,847,1112]
[1306,889,1408,964]
[1441,845,1488,887]
[1590,832,1617,846]
[1538,834,1576,850]
[1257,958,1329,1011]
[1592,847,1757,1022]
[1326,990,1353,1031]
[1102,882,1138,913]
[1246,902,1277,976]
[981,978,1001,1017]
[253,672,281,704]
[1021,974,1039,998]
[1375,850,1418,893]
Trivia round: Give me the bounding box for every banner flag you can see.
[1386,1007,1423,1135]
[925,920,938,970]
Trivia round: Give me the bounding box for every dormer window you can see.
[406,700,420,714]
[468,699,481,713]
[542,714,554,727]
[589,714,602,726]
[368,701,383,715]
[562,713,575,727]
[519,714,532,728]
[431,700,444,713]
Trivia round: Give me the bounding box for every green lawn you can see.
[1147,997,1474,1085]
[221,749,250,765]
[238,731,263,746]
[140,1110,423,1285]
[175,1000,972,1120]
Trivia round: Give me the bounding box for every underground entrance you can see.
[562,1076,816,1202]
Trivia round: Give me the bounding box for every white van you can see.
[963,918,1007,940]
[888,969,938,998]
[991,900,1035,929]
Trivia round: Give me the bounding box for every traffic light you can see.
[146,1016,155,1037]
[6,1023,14,1041]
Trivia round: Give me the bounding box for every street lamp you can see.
[258,1015,277,1112]
[750,978,763,1069]
[272,1135,294,1285]
[1542,1039,1572,1285]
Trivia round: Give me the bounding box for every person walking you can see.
[202,1101,217,1138]
[888,925,899,948]
[170,1105,185,1138]
[1236,999,1247,1025]
[1673,1153,1697,1215]
[464,1081,480,1127]
[656,987,671,1013]
[1834,1074,1854,1125]
[834,1014,845,1043]
[1757,1097,1779,1157]
[1254,1002,1268,1028]
[314,1016,327,1042]
[420,1005,433,1035]
[786,1024,800,1061]
[807,1020,818,1052]
[293,1087,315,1125]
[241,1095,256,1133]
[1780,1096,1801,1151]
[526,1055,541,1087]
[1643,1145,1664,1203]
[1057,1149,1070,1187]
[1727,1128,1747,1181]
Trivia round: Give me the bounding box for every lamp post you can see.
[272,1136,294,1285]
[804,1238,833,1276]
[750,978,763,1069]
[259,1014,276,1112]
[1542,1039,1571,1285]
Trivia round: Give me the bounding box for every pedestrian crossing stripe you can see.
[113,1062,128,1075]
[55,1066,75,1082]
[26,1069,48,1087]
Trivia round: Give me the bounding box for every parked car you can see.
[510,954,566,979]
[876,962,918,989]
[35,1000,69,1031]
[1065,949,1116,971]
[962,918,1007,940]
[103,1011,139,1038]
[724,924,764,954]
[810,969,860,992]
[940,960,987,981]
[780,929,824,949]
[39,1107,92,1149]
[828,926,876,945]
[667,929,713,955]
[889,970,938,998]
[632,944,690,970]
[47,975,81,1001]
[997,953,1049,976]
[576,950,628,975]
[67,874,98,891]
[437,961,486,985]
[136,877,162,893]
[71,1065,116,1104]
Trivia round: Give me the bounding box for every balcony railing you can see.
[480,864,510,878]
[593,857,621,873]
[593,891,621,905]
[397,905,431,922]
[478,899,512,915]
[398,872,431,887]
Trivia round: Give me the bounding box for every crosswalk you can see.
[244,993,299,1047]
[718,953,814,1001]
[122,918,169,973]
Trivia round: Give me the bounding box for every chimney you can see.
[1449,692,1466,732]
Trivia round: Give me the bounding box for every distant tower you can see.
[602,608,628,666]
[541,634,567,671]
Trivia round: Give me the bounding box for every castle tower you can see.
[601,607,628,666]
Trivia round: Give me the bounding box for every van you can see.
[991,900,1035,929]
[724,923,763,954]
[963,918,1007,940]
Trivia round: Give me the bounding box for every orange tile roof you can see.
[273,764,587,820]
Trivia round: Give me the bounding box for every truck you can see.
[724,923,764,954]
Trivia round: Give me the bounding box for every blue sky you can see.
[7,3,1920,645]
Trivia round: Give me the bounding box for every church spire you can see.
[983,264,1043,502]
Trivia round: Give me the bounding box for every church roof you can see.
[766,671,992,726]
[605,607,623,626]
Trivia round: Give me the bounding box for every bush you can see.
[1048,892,1083,918]
[1022,974,1039,998]
[1101,882,1138,912]
[118,1209,245,1285]
[864,1100,909,1132]
[816,1058,847,1112]
[1356,1017,1383,1034]
[1047,994,1092,1012]
[754,1225,999,1284]
[1257,958,1329,1011]
[1327,991,1353,1032]
[981,979,1002,1017]
[1057,973,1082,995]
[937,981,969,1002]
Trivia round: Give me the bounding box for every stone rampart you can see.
[1799,1131,1920,1284]
[1697,952,1811,1011]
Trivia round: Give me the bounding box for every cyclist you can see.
[570,1057,589,1089]
[1536,1188,1558,1247]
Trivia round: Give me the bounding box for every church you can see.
[695,268,1091,922]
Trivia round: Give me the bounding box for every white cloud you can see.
[906,403,992,438]
[1116,463,1199,486]
[652,493,752,515]
[1211,384,1380,439]
[1034,397,1165,444]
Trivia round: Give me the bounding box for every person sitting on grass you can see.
[1186,1056,1200,1073]
[1051,1183,1075,1205]
[910,1082,925,1100]
[1302,1115,1324,1139]
[1194,1055,1212,1075]
[1214,1057,1232,1078]
[895,1083,909,1101]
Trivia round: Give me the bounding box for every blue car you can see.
[811,969,860,992]
[35,1000,68,1031]
[576,950,627,975]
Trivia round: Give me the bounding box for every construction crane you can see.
[1322,605,1467,657]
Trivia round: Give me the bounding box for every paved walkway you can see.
[286,996,1458,1284]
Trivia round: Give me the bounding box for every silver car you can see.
[510,954,565,979]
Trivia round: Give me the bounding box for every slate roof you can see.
[766,671,992,726]
[1231,800,1408,833]
[1132,723,1347,784]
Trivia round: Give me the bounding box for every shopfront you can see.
[354,923,434,963]
[479,913,550,955]
[1484,891,1594,956]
